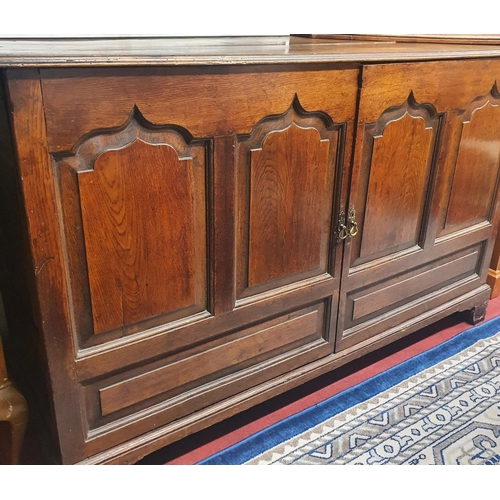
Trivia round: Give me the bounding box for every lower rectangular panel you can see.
[337,245,485,351]
[81,300,332,456]
[337,275,481,351]
[100,309,319,416]
[352,251,479,321]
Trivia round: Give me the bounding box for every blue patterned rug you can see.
[200,316,500,465]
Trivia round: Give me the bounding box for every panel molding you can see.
[235,95,344,303]
[442,84,500,234]
[350,92,443,268]
[52,106,210,346]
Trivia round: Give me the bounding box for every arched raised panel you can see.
[351,95,442,267]
[445,91,500,230]
[55,109,208,338]
[235,97,343,301]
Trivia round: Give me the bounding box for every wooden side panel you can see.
[78,140,205,334]
[236,99,341,300]
[445,99,500,228]
[5,69,86,464]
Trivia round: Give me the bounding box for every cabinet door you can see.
[11,66,358,462]
[337,60,500,351]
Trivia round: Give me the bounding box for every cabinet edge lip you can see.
[3,49,500,68]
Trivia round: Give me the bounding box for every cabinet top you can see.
[2,36,500,67]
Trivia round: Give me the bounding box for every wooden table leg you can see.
[0,340,28,465]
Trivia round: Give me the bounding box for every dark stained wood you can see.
[81,302,332,457]
[5,69,86,464]
[99,308,321,416]
[347,92,442,270]
[1,38,500,465]
[352,251,479,321]
[248,125,329,287]
[357,60,500,124]
[54,115,209,342]
[78,138,206,334]
[212,137,235,315]
[336,58,500,352]
[74,275,338,380]
[0,76,60,465]
[78,282,492,465]
[464,300,488,325]
[235,100,342,299]
[40,67,359,152]
[445,95,500,228]
[358,110,436,261]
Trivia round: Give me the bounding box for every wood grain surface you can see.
[40,67,358,152]
[359,113,433,259]
[2,36,500,67]
[446,97,500,227]
[79,140,205,334]
[2,40,500,464]
[247,125,329,287]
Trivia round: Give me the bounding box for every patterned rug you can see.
[199,316,500,465]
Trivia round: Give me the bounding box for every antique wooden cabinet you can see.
[1,36,500,464]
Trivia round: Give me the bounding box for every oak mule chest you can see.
[1,36,500,464]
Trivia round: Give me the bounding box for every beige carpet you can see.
[245,330,500,464]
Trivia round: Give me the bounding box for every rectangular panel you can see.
[56,122,209,338]
[445,99,500,229]
[360,113,434,259]
[78,140,206,334]
[248,125,330,286]
[338,59,500,355]
[99,305,323,416]
[235,99,344,300]
[352,251,479,321]
[339,243,485,351]
[350,97,441,267]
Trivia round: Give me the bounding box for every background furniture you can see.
[1,36,500,464]
[0,331,28,464]
[488,234,500,298]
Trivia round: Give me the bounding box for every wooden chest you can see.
[1,36,500,463]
